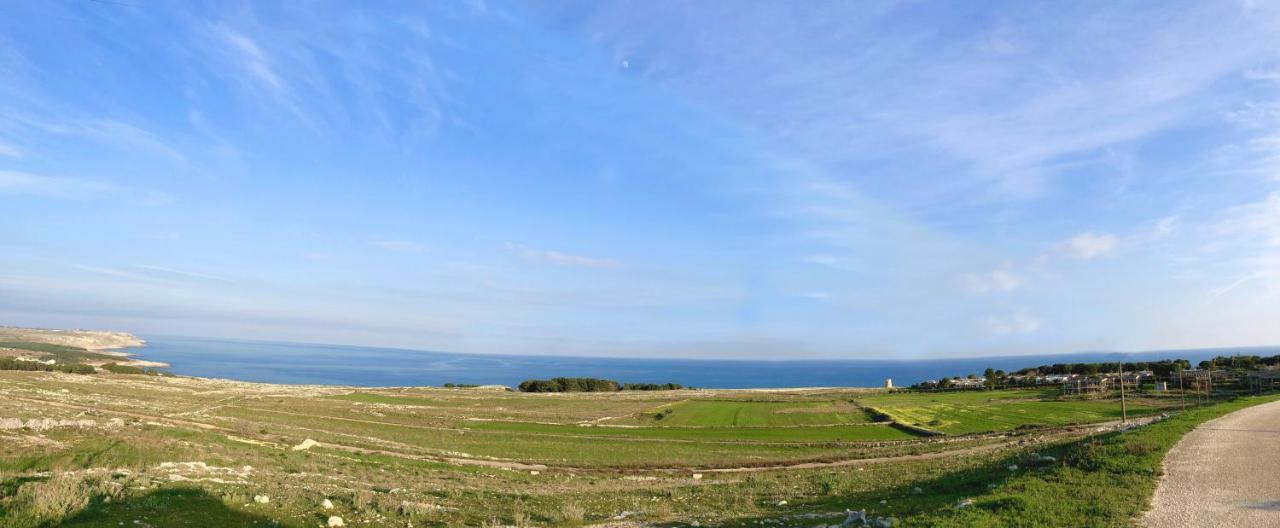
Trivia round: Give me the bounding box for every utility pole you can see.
[1207,364,1214,402]
[1118,361,1128,423]
[1177,368,1186,410]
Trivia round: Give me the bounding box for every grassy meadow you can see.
[0,368,1232,527]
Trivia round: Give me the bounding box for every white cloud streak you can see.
[0,170,170,205]
[505,243,621,269]
[983,313,1042,335]
[963,268,1025,293]
[1064,232,1117,260]
[373,239,427,254]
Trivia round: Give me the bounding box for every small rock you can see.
[321,499,334,510]
[1007,464,1018,472]
[955,498,974,509]
[692,473,703,480]
[529,470,539,475]
[842,509,866,527]
[292,438,318,451]
[327,516,344,527]
[879,499,887,504]
[777,500,788,506]
[910,486,923,495]
[253,495,270,504]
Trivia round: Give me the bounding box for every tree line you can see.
[517,377,686,392]
[917,354,1280,390]
[0,357,96,374]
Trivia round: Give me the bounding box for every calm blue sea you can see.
[130,335,1277,389]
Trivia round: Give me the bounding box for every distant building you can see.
[884,378,893,389]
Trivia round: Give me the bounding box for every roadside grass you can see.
[721,393,1280,527]
[857,390,1170,434]
[611,399,878,427]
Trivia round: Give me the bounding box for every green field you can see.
[0,368,1207,527]
[858,389,1164,434]
[465,420,916,442]
[610,399,879,427]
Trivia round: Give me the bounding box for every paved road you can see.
[1144,399,1280,527]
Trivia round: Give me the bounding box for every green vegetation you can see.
[466,420,917,442]
[0,341,119,365]
[0,357,96,374]
[99,362,168,376]
[614,399,879,427]
[901,393,1280,526]
[858,389,1164,435]
[0,366,1267,527]
[518,377,622,392]
[622,382,686,390]
[516,377,687,392]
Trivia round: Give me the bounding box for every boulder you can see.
[327,516,344,527]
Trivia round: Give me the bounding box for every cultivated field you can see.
[858,388,1167,435]
[0,365,1184,527]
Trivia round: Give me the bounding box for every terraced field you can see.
[0,370,1183,527]
[858,389,1165,434]
[608,399,878,427]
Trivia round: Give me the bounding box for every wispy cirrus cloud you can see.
[983,313,1043,336]
[0,170,171,205]
[1063,232,1117,260]
[373,239,427,254]
[215,26,284,91]
[963,267,1024,293]
[133,264,234,283]
[505,243,621,269]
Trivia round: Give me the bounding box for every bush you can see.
[622,382,685,391]
[517,377,621,392]
[0,357,96,374]
[100,363,167,376]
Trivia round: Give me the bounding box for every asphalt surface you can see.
[1144,399,1280,527]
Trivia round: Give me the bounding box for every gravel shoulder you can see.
[1144,399,1280,527]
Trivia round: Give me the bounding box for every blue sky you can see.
[2,0,1279,359]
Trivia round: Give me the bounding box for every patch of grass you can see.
[615,400,877,427]
[857,390,1170,434]
[901,394,1280,526]
[58,487,293,528]
[466,420,918,442]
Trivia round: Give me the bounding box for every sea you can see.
[124,335,1279,389]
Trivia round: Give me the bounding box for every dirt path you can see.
[1144,399,1280,527]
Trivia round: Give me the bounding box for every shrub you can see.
[0,357,96,374]
[517,377,621,392]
